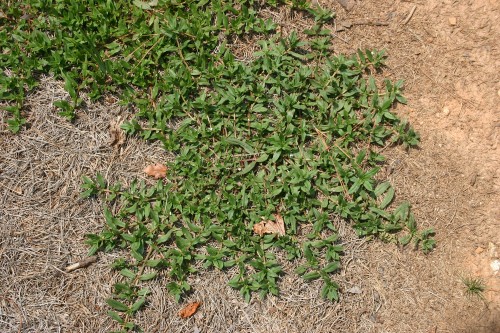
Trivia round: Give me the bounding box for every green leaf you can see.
[348,179,362,194]
[394,202,410,221]
[295,265,308,275]
[396,94,407,104]
[225,137,255,154]
[321,283,329,299]
[379,187,395,209]
[146,259,163,267]
[256,153,269,163]
[252,104,267,113]
[61,72,77,101]
[7,118,26,134]
[236,161,256,176]
[139,272,157,281]
[157,230,174,244]
[53,100,71,111]
[228,275,241,288]
[303,244,316,263]
[327,286,339,301]
[322,262,340,273]
[374,182,391,197]
[106,299,129,312]
[421,238,436,253]
[96,173,106,188]
[303,271,321,281]
[138,288,150,296]
[130,297,146,313]
[355,150,366,165]
[120,269,136,279]
[369,206,391,220]
[107,310,124,323]
[407,213,417,232]
[399,234,412,246]
[87,244,99,256]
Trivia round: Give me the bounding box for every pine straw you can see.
[0,75,170,332]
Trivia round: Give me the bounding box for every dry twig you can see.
[402,5,417,25]
[336,19,389,32]
[65,256,97,272]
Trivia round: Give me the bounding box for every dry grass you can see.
[0,76,170,332]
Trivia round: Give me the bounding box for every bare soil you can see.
[1,0,498,332]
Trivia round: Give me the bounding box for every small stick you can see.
[402,5,417,25]
[335,19,389,32]
[65,256,97,272]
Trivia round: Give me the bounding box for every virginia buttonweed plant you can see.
[2,0,433,331]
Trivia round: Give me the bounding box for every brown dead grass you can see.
[1,0,499,332]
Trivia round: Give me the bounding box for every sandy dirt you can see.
[1,0,499,332]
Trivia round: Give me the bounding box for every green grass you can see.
[1,0,435,331]
[462,276,486,300]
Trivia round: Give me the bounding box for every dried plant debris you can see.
[65,256,98,273]
[143,164,168,179]
[253,214,286,237]
[109,116,126,148]
[178,301,202,319]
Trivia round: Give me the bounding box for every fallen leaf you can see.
[179,301,201,318]
[253,221,266,236]
[143,164,167,179]
[253,214,285,236]
[12,186,23,195]
[109,116,125,147]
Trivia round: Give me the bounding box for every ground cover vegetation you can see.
[1,0,434,331]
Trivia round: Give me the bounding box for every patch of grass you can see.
[462,276,486,299]
[2,0,435,331]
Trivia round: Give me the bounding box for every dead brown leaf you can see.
[253,213,285,236]
[109,116,125,147]
[178,301,201,319]
[143,164,167,179]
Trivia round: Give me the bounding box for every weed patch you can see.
[462,276,486,300]
[1,0,434,331]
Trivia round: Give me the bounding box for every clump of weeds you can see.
[1,0,434,331]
